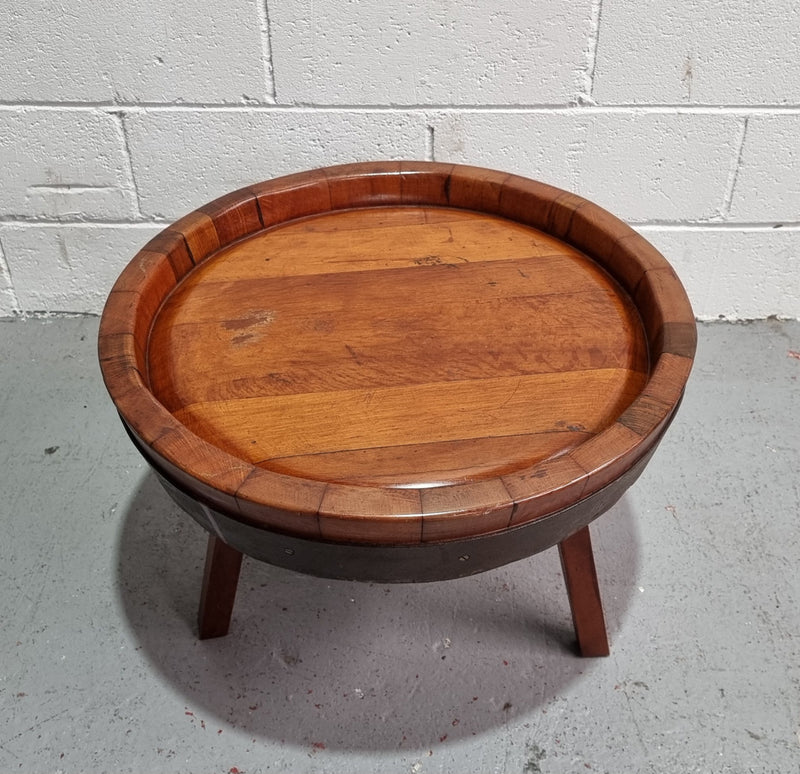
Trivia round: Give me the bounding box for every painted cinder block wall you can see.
[1,0,798,319]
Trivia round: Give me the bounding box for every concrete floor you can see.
[0,317,798,774]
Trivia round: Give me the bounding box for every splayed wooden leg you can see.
[558,525,610,657]
[198,534,243,639]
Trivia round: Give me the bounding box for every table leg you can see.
[558,525,610,657]
[198,534,243,639]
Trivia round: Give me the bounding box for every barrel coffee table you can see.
[99,162,695,657]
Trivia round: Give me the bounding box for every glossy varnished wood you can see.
[148,207,648,495]
[143,201,655,548]
[100,161,695,546]
[99,162,696,654]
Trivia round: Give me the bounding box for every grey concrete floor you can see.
[0,317,798,774]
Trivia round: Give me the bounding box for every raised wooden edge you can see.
[98,161,696,546]
[153,432,661,582]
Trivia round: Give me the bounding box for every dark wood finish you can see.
[559,526,610,657]
[99,162,696,655]
[152,433,662,585]
[198,535,244,639]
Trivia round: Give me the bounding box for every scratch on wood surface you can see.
[225,310,275,345]
[222,311,275,331]
[345,344,364,365]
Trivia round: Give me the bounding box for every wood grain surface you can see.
[99,161,696,545]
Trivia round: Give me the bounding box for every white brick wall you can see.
[432,111,742,222]
[1,1,266,103]
[270,1,591,105]
[729,116,800,222]
[0,1,797,319]
[126,110,426,219]
[0,224,161,314]
[593,1,800,105]
[0,110,136,220]
[643,228,800,321]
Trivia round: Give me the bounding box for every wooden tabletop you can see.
[99,162,695,545]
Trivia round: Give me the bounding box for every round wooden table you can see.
[99,162,695,656]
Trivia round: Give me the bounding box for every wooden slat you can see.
[263,431,591,487]
[155,253,607,326]
[170,210,219,264]
[139,229,194,280]
[197,188,263,245]
[325,160,404,209]
[318,484,423,544]
[100,290,156,379]
[636,267,695,350]
[445,165,510,213]
[568,421,645,495]
[607,232,672,298]
[251,170,332,227]
[147,424,251,516]
[657,321,697,359]
[399,160,455,205]
[564,203,634,277]
[173,368,646,465]
[149,285,646,409]
[234,467,325,536]
[176,206,581,284]
[504,454,589,525]
[421,479,514,541]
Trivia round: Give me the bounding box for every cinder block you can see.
[642,227,800,320]
[0,110,136,220]
[126,110,427,219]
[593,1,800,105]
[0,1,265,104]
[433,111,740,222]
[270,0,591,104]
[1,225,161,314]
[729,116,800,222]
